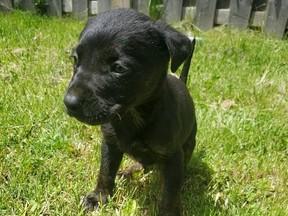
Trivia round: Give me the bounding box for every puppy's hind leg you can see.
[159,150,184,216]
[183,123,197,169]
[82,140,123,211]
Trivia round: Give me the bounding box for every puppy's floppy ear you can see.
[156,21,193,73]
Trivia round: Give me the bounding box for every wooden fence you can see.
[1,0,288,38]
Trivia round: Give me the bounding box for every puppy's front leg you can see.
[83,140,123,211]
[159,151,184,216]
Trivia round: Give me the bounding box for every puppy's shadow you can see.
[117,149,215,215]
[183,149,216,215]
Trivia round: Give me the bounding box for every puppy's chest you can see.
[118,139,158,165]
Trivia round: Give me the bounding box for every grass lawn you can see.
[0,11,287,215]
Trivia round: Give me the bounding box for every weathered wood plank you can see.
[19,0,36,12]
[214,8,229,25]
[0,0,12,11]
[63,0,72,12]
[265,0,288,38]
[72,0,88,20]
[211,9,267,27]
[132,0,149,15]
[98,0,112,13]
[228,0,253,29]
[89,0,98,15]
[195,0,217,31]
[250,11,266,26]
[112,0,131,8]
[47,0,62,17]
[162,0,183,23]
[98,0,131,14]
[182,6,196,20]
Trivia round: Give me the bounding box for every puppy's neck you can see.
[110,77,168,131]
[110,99,162,132]
[130,108,146,128]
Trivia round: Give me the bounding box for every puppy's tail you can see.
[179,38,196,85]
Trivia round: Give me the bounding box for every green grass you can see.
[1,11,287,215]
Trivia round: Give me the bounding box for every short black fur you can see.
[64,8,197,216]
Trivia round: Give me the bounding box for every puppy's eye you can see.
[112,63,127,74]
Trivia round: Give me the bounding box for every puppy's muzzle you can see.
[64,92,83,116]
[64,90,123,125]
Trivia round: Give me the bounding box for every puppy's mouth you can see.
[66,104,123,125]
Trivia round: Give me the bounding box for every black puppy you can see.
[64,8,197,216]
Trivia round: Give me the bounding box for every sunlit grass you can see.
[1,11,287,215]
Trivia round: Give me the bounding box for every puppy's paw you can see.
[82,191,108,211]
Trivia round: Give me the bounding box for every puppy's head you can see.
[64,8,193,125]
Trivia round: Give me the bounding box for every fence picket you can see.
[2,0,288,38]
[264,0,288,38]
[72,0,88,20]
[19,0,36,12]
[112,0,131,8]
[0,0,12,11]
[89,0,98,15]
[162,0,183,23]
[195,0,217,31]
[98,0,112,13]
[228,0,253,29]
[47,0,62,17]
[132,0,150,15]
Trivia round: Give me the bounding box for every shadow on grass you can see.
[115,149,215,215]
[183,149,216,215]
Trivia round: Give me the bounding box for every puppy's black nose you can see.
[64,92,83,111]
